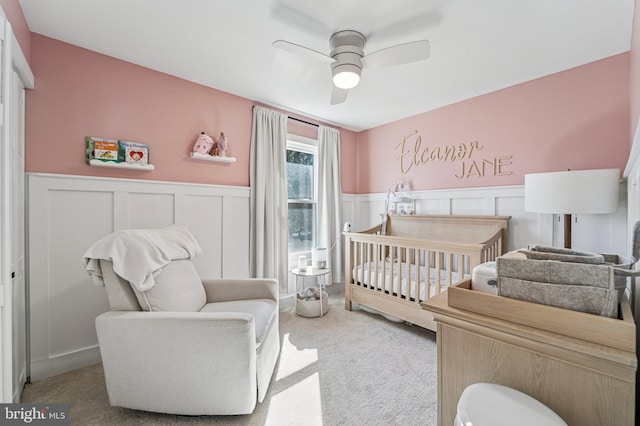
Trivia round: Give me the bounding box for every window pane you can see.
[286,150,314,200]
[288,202,316,254]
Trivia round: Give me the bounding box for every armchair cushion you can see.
[133,259,206,312]
[199,299,277,346]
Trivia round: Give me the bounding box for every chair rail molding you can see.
[344,183,627,256]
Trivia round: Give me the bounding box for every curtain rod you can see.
[288,116,319,128]
[252,106,319,128]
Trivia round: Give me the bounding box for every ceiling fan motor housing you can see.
[329,30,365,71]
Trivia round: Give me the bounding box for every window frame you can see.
[286,134,318,266]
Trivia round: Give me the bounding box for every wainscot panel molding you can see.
[26,176,627,380]
[27,173,250,381]
[347,184,627,256]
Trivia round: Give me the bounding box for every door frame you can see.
[0,8,34,402]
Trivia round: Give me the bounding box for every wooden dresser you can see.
[422,280,637,426]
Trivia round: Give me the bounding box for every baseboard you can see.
[13,369,26,402]
[29,346,101,382]
[279,294,295,311]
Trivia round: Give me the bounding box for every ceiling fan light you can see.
[332,63,361,89]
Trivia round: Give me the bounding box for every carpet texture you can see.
[21,291,438,425]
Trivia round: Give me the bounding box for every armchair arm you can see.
[201,278,278,303]
[95,310,258,415]
[96,310,257,354]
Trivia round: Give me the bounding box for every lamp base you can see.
[564,213,572,249]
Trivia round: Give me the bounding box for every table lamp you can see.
[524,168,620,249]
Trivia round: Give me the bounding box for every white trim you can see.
[29,346,101,382]
[0,14,11,402]
[27,172,250,196]
[356,184,525,199]
[624,118,640,178]
[27,173,252,380]
[344,183,627,256]
[287,133,317,149]
[0,6,34,89]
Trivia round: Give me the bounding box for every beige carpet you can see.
[21,291,438,425]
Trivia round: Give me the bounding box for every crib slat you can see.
[372,241,377,289]
[393,247,404,298]
[447,252,454,288]
[366,241,372,289]
[414,248,421,303]
[457,254,464,286]
[435,252,442,295]
[426,249,433,300]
[404,247,410,300]
[395,246,401,297]
[359,241,365,288]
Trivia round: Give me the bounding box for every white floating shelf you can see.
[190,152,236,163]
[89,159,155,170]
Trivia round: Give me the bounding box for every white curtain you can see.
[249,106,289,293]
[317,125,343,283]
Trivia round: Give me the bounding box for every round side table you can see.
[291,267,330,317]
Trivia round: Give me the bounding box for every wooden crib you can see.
[344,214,510,331]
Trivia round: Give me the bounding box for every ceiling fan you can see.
[273,30,430,105]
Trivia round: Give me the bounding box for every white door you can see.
[10,70,26,401]
[0,10,32,402]
[0,14,13,402]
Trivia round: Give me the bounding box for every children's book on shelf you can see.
[86,136,118,163]
[118,140,149,166]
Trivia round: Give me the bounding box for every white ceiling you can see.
[19,0,634,131]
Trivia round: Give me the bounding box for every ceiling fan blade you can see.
[272,40,335,63]
[361,40,430,69]
[331,87,349,105]
[367,11,442,43]
[270,3,330,39]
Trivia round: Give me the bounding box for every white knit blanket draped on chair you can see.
[82,225,202,291]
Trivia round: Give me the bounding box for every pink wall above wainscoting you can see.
[25,35,358,189]
[356,53,631,193]
[23,34,629,195]
[26,35,253,186]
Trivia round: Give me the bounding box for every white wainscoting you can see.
[345,184,628,256]
[27,173,250,381]
[26,174,628,381]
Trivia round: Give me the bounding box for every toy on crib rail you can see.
[192,132,214,155]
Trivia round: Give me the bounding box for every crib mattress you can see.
[353,261,466,301]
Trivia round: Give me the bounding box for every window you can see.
[286,135,318,260]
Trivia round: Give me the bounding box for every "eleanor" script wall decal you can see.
[395,130,513,179]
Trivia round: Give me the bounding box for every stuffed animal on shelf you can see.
[192,132,214,154]
[216,132,228,157]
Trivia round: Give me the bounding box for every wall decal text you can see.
[395,130,513,179]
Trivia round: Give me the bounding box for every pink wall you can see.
[23,34,631,195]
[25,35,358,188]
[357,54,631,193]
[632,0,640,139]
[0,0,30,63]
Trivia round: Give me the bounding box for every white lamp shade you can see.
[524,168,619,214]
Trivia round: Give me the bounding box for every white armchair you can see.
[85,227,280,415]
